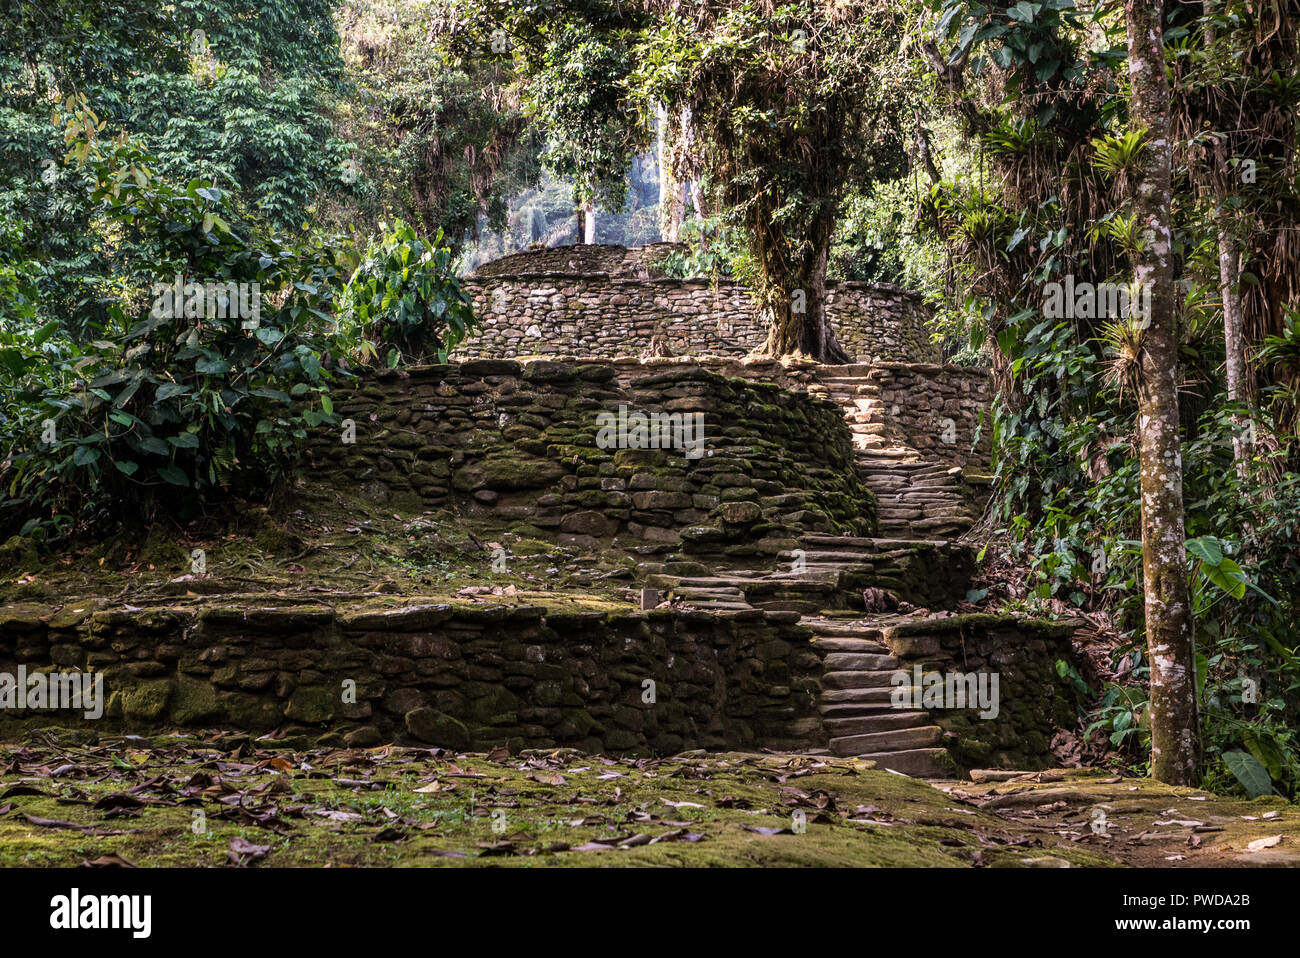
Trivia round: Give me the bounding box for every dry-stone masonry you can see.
[306,359,878,558]
[457,244,939,364]
[0,603,826,754]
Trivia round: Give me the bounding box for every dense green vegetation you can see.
[0,0,1297,798]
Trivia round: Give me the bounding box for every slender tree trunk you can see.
[1217,207,1249,477]
[656,105,677,242]
[1126,0,1200,786]
[1204,4,1250,480]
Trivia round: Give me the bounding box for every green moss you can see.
[285,685,336,723]
[170,678,222,725]
[121,680,173,722]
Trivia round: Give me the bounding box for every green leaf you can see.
[114,460,139,476]
[168,432,200,449]
[32,320,61,346]
[72,445,101,466]
[195,357,232,375]
[1206,558,1248,599]
[157,465,190,487]
[1185,537,1223,565]
[1008,1,1040,22]
[136,435,170,456]
[1222,750,1274,798]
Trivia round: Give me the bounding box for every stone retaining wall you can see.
[881,615,1081,770]
[306,360,877,557]
[871,364,993,471]
[455,244,939,364]
[0,604,825,753]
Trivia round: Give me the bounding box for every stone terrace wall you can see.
[455,244,939,364]
[0,604,825,753]
[470,243,681,279]
[306,360,877,558]
[881,615,1081,770]
[871,363,993,471]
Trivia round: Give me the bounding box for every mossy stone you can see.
[171,678,222,725]
[284,685,335,723]
[121,680,174,721]
[405,707,472,748]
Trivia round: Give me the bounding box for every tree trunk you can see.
[1205,4,1250,481]
[584,204,597,244]
[658,103,686,242]
[1125,0,1200,786]
[1218,211,1249,477]
[760,211,850,363]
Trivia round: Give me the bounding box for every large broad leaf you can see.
[1222,750,1274,798]
[136,436,170,456]
[32,320,60,346]
[156,382,189,401]
[1206,558,1248,600]
[157,465,190,487]
[72,445,101,467]
[1186,536,1223,565]
[1009,2,1041,22]
[195,357,232,375]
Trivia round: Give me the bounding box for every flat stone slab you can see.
[821,669,907,690]
[852,747,952,778]
[829,725,942,756]
[823,711,930,737]
[823,652,900,671]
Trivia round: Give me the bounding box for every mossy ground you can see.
[0,734,1294,868]
[0,481,640,611]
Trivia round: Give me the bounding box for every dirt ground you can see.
[0,732,1294,868]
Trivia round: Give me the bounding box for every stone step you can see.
[810,637,888,654]
[764,568,844,582]
[778,549,879,563]
[675,587,747,598]
[819,686,915,707]
[801,621,887,639]
[822,652,900,671]
[855,747,952,778]
[821,669,905,690]
[823,711,929,737]
[829,724,943,756]
[818,701,906,719]
[798,535,901,550]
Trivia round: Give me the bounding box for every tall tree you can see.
[1125,0,1199,785]
[331,0,534,251]
[632,0,910,361]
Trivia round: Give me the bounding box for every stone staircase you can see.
[645,536,963,778]
[808,366,977,539]
[640,364,998,778]
[803,617,951,777]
